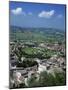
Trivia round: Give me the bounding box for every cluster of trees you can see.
[10,71,66,89]
[16,58,38,68]
[58,51,65,57]
[27,71,66,87]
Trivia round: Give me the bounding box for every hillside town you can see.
[10,40,66,88]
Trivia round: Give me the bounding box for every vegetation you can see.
[10,71,66,89]
[27,71,66,87]
[16,58,38,68]
[10,26,65,43]
[14,46,59,60]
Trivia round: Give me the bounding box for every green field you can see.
[10,26,65,43]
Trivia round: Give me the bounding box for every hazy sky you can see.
[10,1,66,30]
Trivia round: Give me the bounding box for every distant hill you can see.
[10,26,65,43]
